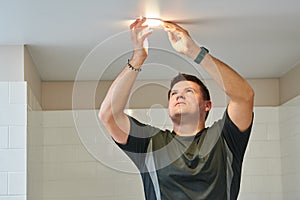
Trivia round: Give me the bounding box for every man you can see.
[99,17,254,200]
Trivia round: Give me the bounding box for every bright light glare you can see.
[145,0,161,27]
[145,18,163,27]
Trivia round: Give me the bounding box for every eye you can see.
[171,91,177,96]
[186,89,194,93]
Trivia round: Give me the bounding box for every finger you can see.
[162,21,175,29]
[130,17,147,30]
[140,28,153,41]
[163,26,175,32]
[130,19,140,30]
[163,21,183,31]
[135,17,147,28]
[137,27,153,41]
[163,21,190,37]
[167,31,177,43]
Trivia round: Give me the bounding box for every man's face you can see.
[168,81,210,122]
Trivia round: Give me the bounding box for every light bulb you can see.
[145,18,163,28]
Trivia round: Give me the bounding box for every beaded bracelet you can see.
[127,59,142,72]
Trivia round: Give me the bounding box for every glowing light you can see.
[145,0,160,17]
[125,0,164,28]
[145,18,163,27]
[145,0,161,27]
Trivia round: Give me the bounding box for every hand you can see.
[129,17,153,67]
[163,21,200,60]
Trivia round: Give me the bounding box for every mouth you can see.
[175,102,186,106]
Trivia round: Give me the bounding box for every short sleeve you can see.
[115,115,161,169]
[221,108,253,161]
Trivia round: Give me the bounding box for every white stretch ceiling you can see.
[1,0,300,81]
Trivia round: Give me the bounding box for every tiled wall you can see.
[42,110,144,200]
[0,82,27,200]
[239,107,282,200]
[41,106,284,200]
[280,95,300,199]
[27,86,43,200]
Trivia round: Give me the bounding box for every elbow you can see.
[247,87,255,102]
[98,104,112,124]
[243,86,255,105]
[231,85,255,104]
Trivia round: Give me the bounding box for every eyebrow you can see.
[185,87,196,91]
[170,87,196,92]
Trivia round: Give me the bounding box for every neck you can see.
[172,117,205,136]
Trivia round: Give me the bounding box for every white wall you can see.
[279,95,300,199]
[41,106,285,200]
[0,46,24,81]
[27,86,43,200]
[0,82,27,200]
[42,110,144,200]
[239,107,282,200]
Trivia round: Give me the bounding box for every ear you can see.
[205,100,212,112]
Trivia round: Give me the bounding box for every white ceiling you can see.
[1,0,300,81]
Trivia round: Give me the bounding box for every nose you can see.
[176,94,185,100]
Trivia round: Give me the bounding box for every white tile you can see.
[8,172,26,195]
[43,163,61,181]
[43,180,105,198]
[44,145,77,163]
[76,145,96,162]
[238,192,270,200]
[9,126,26,148]
[42,111,62,127]
[267,123,280,141]
[9,82,26,104]
[0,172,8,195]
[280,137,294,158]
[0,104,26,126]
[254,107,279,123]
[72,110,99,128]
[250,141,281,158]
[269,192,283,200]
[0,82,9,105]
[0,149,26,171]
[251,123,268,141]
[267,158,282,175]
[0,196,26,200]
[242,158,269,175]
[0,126,9,148]
[59,162,97,180]
[43,127,80,145]
[239,175,252,193]
[251,175,282,193]
[57,111,76,127]
[281,156,298,175]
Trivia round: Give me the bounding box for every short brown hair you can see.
[168,73,210,101]
[168,73,211,120]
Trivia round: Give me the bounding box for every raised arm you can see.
[98,18,153,144]
[164,22,254,131]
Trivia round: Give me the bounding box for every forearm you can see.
[99,62,140,122]
[201,53,254,102]
[188,46,253,102]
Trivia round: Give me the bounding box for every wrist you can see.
[194,47,209,64]
[130,54,146,68]
[187,46,201,60]
[127,59,142,72]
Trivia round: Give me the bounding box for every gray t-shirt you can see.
[116,109,253,200]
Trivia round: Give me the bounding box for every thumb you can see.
[167,31,177,44]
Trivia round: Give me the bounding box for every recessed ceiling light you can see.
[145,18,163,27]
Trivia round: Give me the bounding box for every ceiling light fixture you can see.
[145,18,163,27]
